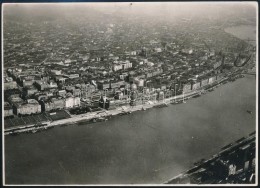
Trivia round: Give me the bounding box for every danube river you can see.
[225,24,256,46]
[5,75,256,184]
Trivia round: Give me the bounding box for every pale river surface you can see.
[225,24,256,46]
[5,25,257,184]
[5,75,256,184]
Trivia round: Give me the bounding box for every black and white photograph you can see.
[2,1,258,185]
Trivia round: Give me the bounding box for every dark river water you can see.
[5,75,256,184]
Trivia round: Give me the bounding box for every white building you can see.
[182,49,193,54]
[130,51,137,55]
[65,97,81,108]
[154,48,162,53]
[121,60,132,70]
[147,61,154,67]
[67,74,80,79]
[113,60,132,71]
[51,70,62,75]
[113,63,123,71]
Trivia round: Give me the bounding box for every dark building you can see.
[130,91,137,106]
[99,96,110,110]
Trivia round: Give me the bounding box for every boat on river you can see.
[92,117,108,123]
[31,129,37,133]
[119,111,131,115]
[155,103,168,108]
[208,88,214,92]
[182,92,186,104]
[247,110,253,114]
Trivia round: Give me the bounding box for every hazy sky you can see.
[3,2,257,12]
[3,2,257,22]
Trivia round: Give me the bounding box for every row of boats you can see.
[229,74,245,82]
[7,123,54,135]
[30,125,54,133]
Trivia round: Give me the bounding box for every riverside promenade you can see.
[4,77,229,135]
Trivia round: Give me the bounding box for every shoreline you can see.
[4,76,231,135]
[224,24,256,46]
[4,69,256,136]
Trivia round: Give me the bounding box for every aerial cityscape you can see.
[2,2,257,185]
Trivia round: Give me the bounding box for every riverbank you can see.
[5,76,231,136]
[5,66,256,136]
